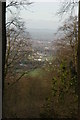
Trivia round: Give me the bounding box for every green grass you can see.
[27,68,46,78]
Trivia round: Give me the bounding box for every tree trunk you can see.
[2,2,6,119]
[0,1,2,120]
[77,1,80,120]
[2,2,6,91]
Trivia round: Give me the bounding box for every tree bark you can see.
[0,2,2,120]
[2,2,6,119]
[77,1,80,120]
[2,2,6,90]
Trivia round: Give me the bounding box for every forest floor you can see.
[3,66,53,118]
[3,64,78,118]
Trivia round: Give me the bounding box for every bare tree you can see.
[5,27,32,85]
[57,1,80,119]
[55,16,78,68]
[57,1,78,16]
[4,0,33,88]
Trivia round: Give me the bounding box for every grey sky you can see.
[20,2,62,30]
[7,0,78,30]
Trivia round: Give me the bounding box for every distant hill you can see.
[27,28,55,41]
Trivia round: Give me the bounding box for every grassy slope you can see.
[3,67,52,118]
[3,66,78,118]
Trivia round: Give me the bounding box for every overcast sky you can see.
[7,0,78,30]
[19,2,62,30]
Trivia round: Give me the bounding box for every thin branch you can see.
[6,0,33,8]
[57,1,78,17]
[6,68,35,89]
